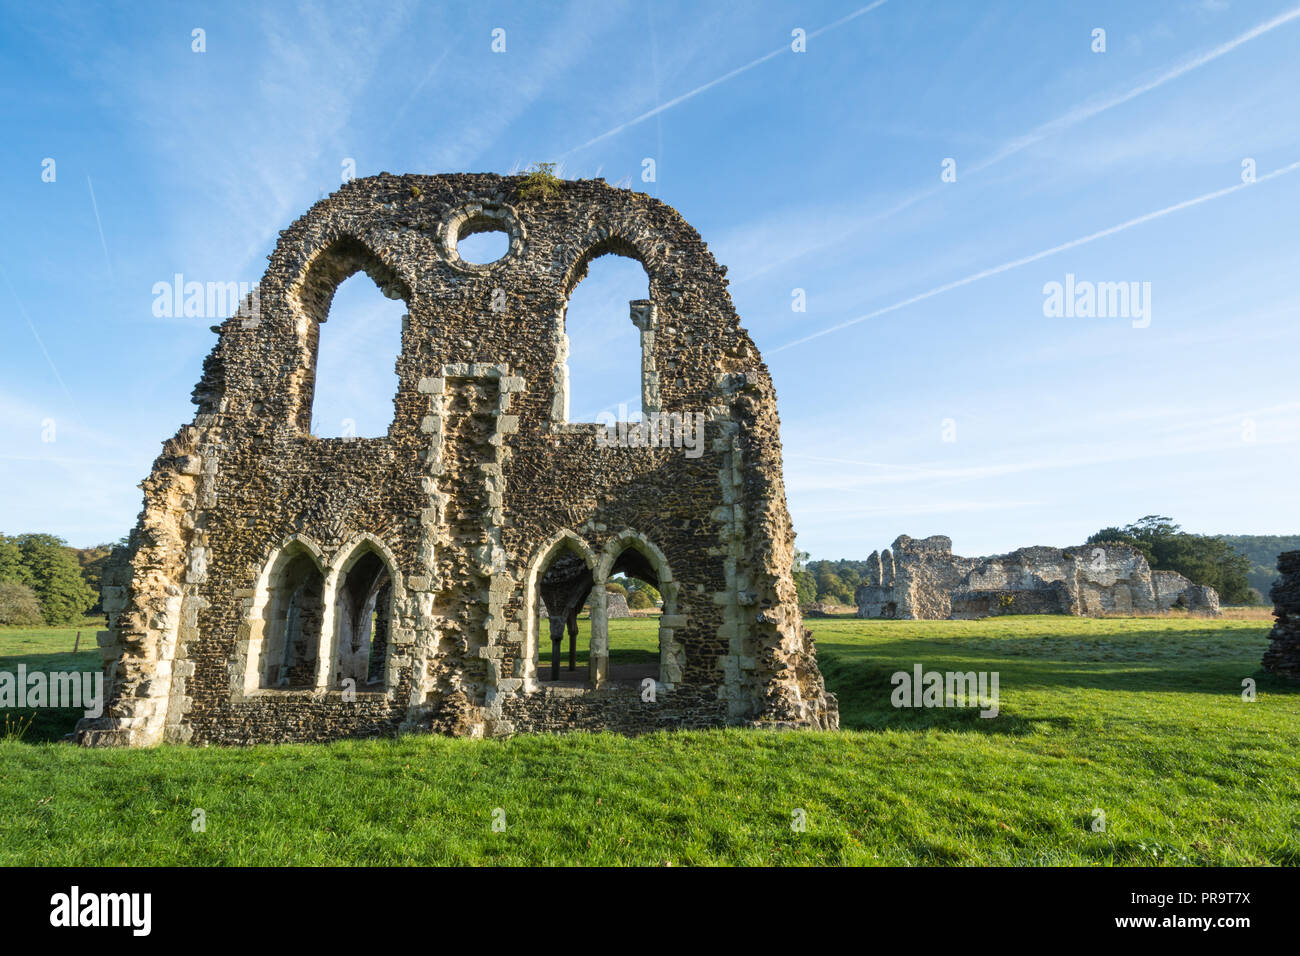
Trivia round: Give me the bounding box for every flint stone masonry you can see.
[77,172,837,747]
[1262,551,1300,680]
[856,534,1220,620]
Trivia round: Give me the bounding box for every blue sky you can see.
[2,0,1297,559]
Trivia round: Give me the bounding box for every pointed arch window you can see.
[331,543,396,689]
[557,249,654,425]
[295,237,411,437]
[258,542,326,690]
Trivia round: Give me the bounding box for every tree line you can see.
[1213,533,1300,598]
[0,533,115,626]
[792,554,870,607]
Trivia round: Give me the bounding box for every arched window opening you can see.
[561,252,649,424]
[333,548,393,689]
[295,237,410,439]
[537,548,594,684]
[310,272,407,438]
[260,546,325,689]
[524,531,679,692]
[605,549,663,684]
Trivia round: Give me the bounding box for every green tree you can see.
[14,533,96,625]
[627,588,654,610]
[75,540,120,614]
[793,568,817,605]
[814,570,854,605]
[1214,534,1300,596]
[0,534,33,587]
[623,576,662,609]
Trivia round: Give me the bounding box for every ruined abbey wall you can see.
[856,534,1219,620]
[78,172,837,747]
[1262,551,1300,679]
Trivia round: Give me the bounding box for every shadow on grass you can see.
[1,652,103,743]
[817,627,1268,659]
[818,637,1299,733]
[2,708,83,743]
[819,661,1058,735]
[817,628,1290,697]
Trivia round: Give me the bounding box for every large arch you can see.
[290,234,413,436]
[595,529,683,688]
[552,235,659,426]
[241,534,328,695]
[521,530,599,688]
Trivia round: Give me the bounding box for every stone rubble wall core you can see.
[77,172,838,747]
[855,534,1220,620]
[1262,551,1300,680]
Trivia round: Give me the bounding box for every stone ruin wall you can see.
[604,591,632,618]
[78,172,838,747]
[856,534,1220,620]
[1262,551,1300,680]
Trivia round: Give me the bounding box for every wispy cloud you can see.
[560,1,888,157]
[725,6,1300,287]
[966,4,1300,176]
[771,159,1300,353]
[85,176,112,278]
[785,421,1300,493]
[0,269,85,429]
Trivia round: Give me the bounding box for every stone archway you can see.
[594,529,683,689]
[239,534,328,695]
[521,530,599,688]
[324,533,403,691]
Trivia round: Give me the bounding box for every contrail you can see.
[1,266,86,429]
[735,5,1300,287]
[967,4,1300,176]
[86,176,113,278]
[771,159,1300,353]
[561,0,887,157]
[384,46,451,140]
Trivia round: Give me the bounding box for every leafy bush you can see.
[516,162,561,201]
[627,589,654,610]
[0,581,42,625]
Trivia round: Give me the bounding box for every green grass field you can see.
[1,613,1295,866]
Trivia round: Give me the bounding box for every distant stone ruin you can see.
[604,591,632,618]
[1262,551,1300,679]
[78,172,837,747]
[800,602,836,619]
[856,534,1220,620]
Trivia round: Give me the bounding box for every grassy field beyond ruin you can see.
[0,615,1295,866]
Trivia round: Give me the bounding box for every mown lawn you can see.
[0,614,1295,866]
[535,610,660,675]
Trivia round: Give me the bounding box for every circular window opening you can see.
[455,224,510,265]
